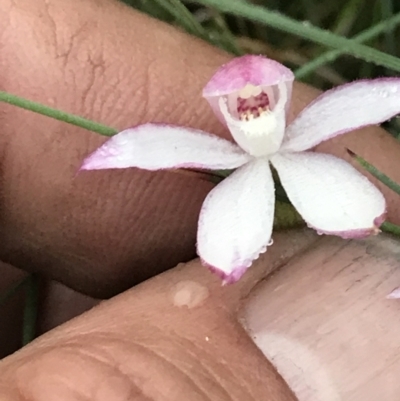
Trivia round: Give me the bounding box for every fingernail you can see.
[241,234,400,401]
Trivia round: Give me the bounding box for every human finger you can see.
[242,233,400,400]
[0,229,317,401]
[0,0,229,297]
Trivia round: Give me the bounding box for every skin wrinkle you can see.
[41,1,60,59]
[166,306,289,400]
[164,334,233,400]
[372,265,396,289]
[86,53,108,123]
[72,342,153,401]
[330,258,362,280]
[14,344,144,401]
[144,322,245,400]
[90,328,272,401]
[123,340,214,400]
[52,279,292,398]
[73,334,215,401]
[79,54,102,119]
[12,326,225,401]
[318,241,350,266]
[175,328,259,401]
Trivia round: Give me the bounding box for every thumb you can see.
[0,229,317,401]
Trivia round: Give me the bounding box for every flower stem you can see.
[381,221,400,236]
[0,90,232,184]
[347,149,400,196]
[0,91,117,137]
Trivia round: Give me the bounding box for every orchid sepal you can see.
[307,213,385,239]
[282,78,400,153]
[270,152,386,239]
[80,123,251,172]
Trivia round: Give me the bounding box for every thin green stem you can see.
[347,149,400,196]
[210,12,244,56]
[161,0,242,55]
[331,0,364,36]
[296,12,400,78]
[0,89,233,181]
[381,0,396,56]
[164,0,208,38]
[22,275,40,346]
[381,221,400,236]
[0,91,117,136]
[193,0,400,73]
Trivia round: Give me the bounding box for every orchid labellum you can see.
[81,55,400,283]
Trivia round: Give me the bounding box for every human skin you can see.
[1,0,400,399]
[243,234,400,401]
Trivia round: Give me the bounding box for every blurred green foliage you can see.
[120,0,400,135]
[122,0,399,84]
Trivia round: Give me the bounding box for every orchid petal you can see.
[197,158,275,283]
[271,152,386,238]
[80,123,251,171]
[282,78,400,152]
[203,55,294,98]
[387,287,400,299]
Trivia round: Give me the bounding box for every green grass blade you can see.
[347,149,400,196]
[0,91,117,136]
[152,0,207,38]
[193,0,400,73]
[381,221,400,236]
[296,12,400,79]
[331,0,365,36]
[152,0,242,54]
[209,12,244,55]
[380,0,396,56]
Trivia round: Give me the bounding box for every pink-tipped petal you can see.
[306,215,384,239]
[271,152,386,237]
[282,78,400,152]
[80,123,251,171]
[203,55,294,97]
[386,287,400,299]
[197,158,275,282]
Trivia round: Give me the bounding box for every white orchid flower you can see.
[81,55,400,283]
